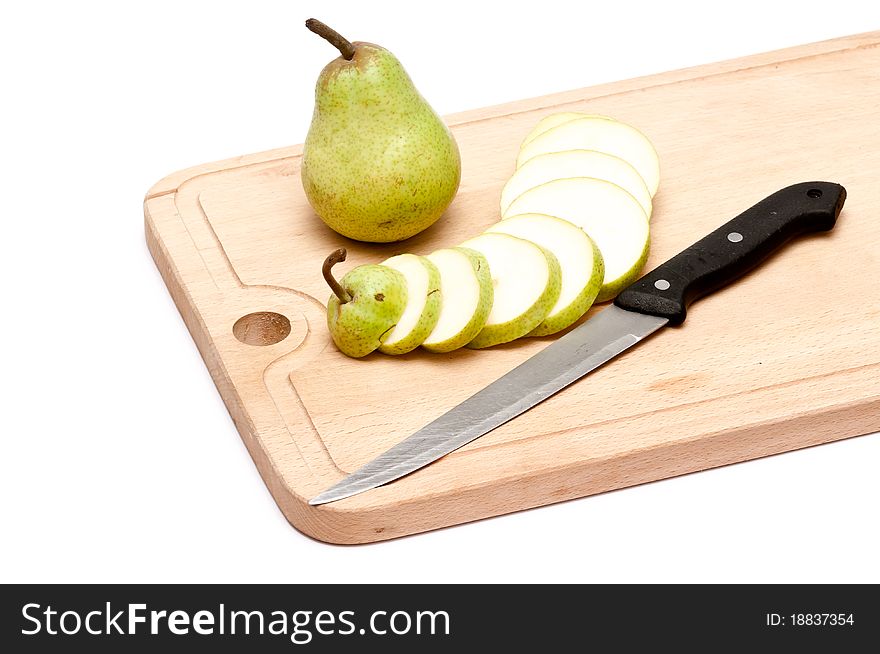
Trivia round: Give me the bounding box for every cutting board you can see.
[145,32,880,543]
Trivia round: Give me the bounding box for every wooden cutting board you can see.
[145,32,880,543]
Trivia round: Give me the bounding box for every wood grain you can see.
[145,32,880,543]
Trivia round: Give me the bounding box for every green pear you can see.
[301,19,461,243]
[323,249,407,357]
[461,233,562,349]
[378,254,442,355]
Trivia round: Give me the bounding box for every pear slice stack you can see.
[460,233,562,348]
[501,150,652,218]
[485,214,604,336]
[421,247,493,353]
[516,114,661,198]
[501,111,660,304]
[506,177,650,303]
[378,254,442,355]
[323,111,660,357]
[520,112,615,146]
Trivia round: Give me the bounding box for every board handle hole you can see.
[807,188,823,198]
[233,312,291,346]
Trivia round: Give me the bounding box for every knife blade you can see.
[310,181,846,506]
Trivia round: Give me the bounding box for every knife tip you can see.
[308,494,333,506]
[309,485,362,506]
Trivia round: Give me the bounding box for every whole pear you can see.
[302,19,461,242]
[323,249,408,358]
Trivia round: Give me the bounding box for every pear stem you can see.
[322,248,352,303]
[305,18,356,60]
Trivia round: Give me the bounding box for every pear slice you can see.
[486,214,604,336]
[505,177,649,303]
[461,233,561,349]
[422,247,493,353]
[378,254,442,355]
[501,149,653,219]
[520,112,614,148]
[517,116,661,197]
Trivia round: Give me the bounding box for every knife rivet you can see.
[654,279,671,291]
[727,231,743,243]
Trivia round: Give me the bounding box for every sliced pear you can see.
[517,116,660,197]
[486,214,604,336]
[501,149,653,218]
[520,112,614,147]
[378,254,442,355]
[505,177,649,303]
[422,247,493,353]
[461,233,561,348]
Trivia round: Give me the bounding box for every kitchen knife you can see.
[310,181,846,506]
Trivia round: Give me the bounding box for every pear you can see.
[301,19,461,243]
[422,248,493,353]
[323,249,407,358]
[505,177,650,303]
[520,112,614,147]
[517,116,661,196]
[486,214,604,335]
[378,254,442,355]
[461,233,562,349]
[501,149,653,219]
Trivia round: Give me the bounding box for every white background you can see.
[2,1,878,583]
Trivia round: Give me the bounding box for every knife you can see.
[310,181,846,506]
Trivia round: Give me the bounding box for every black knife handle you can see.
[614,181,846,325]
